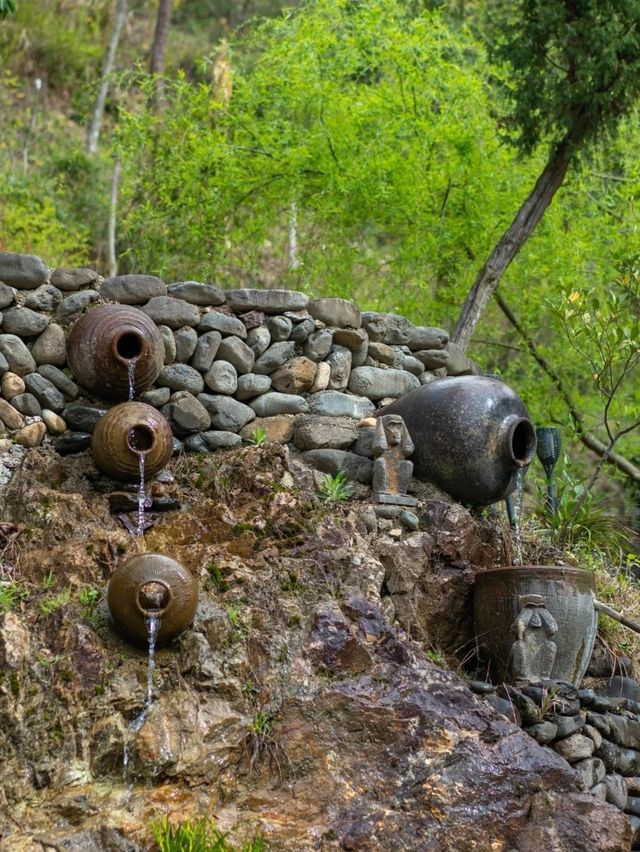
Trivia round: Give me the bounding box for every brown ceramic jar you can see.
[91,401,173,481]
[108,553,198,644]
[67,304,164,399]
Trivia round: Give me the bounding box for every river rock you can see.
[304,329,333,362]
[407,325,449,351]
[158,325,176,364]
[605,773,628,810]
[1,372,25,400]
[271,356,317,394]
[239,415,294,444]
[0,283,15,310]
[190,331,222,372]
[236,373,272,401]
[203,361,238,395]
[308,390,375,419]
[574,757,606,789]
[293,415,359,451]
[254,342,296,375]
[403,354,425,376]
[167,282,225,305]
[157,364,205,395]
[0,399,24,429]
[289,317,315,344]
[246,326,271,356]
[606,714,640,749]
[63,404,108,432]
[554,733,595,763]
[100,274,166,304]
[162,392,211,436]
[250,392,308,417]
[24,284,63,311]
[326,345,352,390]
[0,252,48,289]
[182,434,208,454]
[56,290,99,324]
[265,315,292,342]
[139,387,171,407]
[54,432,92,454]
[0,335,33,376]
[41,409,67,435]
[31,323,67,366]
[348,366,420,400]
[368,341,401,367]
[2,306,49,336]
[25,373,65,412]
[308,297,361,329]
[362,311,412,345]
[333,326,368,351]
[50,267,99,291]
[308,361,331,394]
[174,326,199,363]
[197,394,256,431]
[11,393,42,416]
[37,365,79,399]
[142,296,200,329]
[15,421,47,447]
[217,337,255,375]
[201,430,243,450]
[198,311,247,338]
[224,288,308,313]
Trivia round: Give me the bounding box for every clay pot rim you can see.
[476,564,596,582]
[504,415,537,467]
[135,578,174,618]
[111,327,150,367]
[125,422,156,456]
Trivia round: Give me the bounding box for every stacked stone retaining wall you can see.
[0,252,476,472]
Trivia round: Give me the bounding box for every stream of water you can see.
[512,467,525,565]
[122,614,161,780]
[136,451,147,537]
[127,358,139,401]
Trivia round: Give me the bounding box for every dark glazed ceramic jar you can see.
[67,304,164,399]
[108,553,198,644]
[92,401,173,481]
[474,566,597,686]
[380,376,537,505]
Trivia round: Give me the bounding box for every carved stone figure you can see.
[509,593,558,682]
[372,414,417,506]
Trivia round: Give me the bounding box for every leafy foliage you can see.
[0,0,16,21]
[318,470,352,502]
[152,815,265,852]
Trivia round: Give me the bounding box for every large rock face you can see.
[0,445,631,851]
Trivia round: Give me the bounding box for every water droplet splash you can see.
[123,613,161,781]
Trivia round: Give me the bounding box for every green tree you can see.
[0,0,16,20]
[452,0,640,351]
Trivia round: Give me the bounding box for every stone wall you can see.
[0,252,476,469]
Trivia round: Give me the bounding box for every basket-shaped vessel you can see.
[68,304,164,399]
[474,565,597,686]
[92,401,173,481]
[108,553,198,644]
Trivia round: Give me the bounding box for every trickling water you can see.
[512,467,526,565]
[127,357,139,401]
[136,451,147,537]
[123,613,161,780]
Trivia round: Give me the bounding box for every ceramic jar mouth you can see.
[506,417,537,467]
[111,329,148,366]
[135,579,173,617]
[126,424,155,455]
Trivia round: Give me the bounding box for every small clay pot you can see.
[92,401,173,481]
[108,553,198,644]
[68,304,164,399]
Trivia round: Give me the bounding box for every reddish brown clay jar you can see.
[108,553,198,644]
[67,304,164,399]
[92,401,173,481]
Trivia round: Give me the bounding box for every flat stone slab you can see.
[303,448,373,484]
[307,391,375,419]
[293,415,359,451]
[142,296,200,329]
[51,267,99,291]
[197,394,256,432]
[224,288,308,314]
[362,311,413,345]
[167,282,225,306]
[348,366,420,401]
[250,392,308,417]
[198,311,247,338]
[2,306,49,337]
[308,297,361,329]
[101,274,167,304]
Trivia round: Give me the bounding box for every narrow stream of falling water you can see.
[136,451,147,537]
[127,357,139,401]
[123,613,161,780]
[512,467,525,565]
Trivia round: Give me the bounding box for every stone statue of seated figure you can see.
[509,594,558,682]
[372,414,417,507]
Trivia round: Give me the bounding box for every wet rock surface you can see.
[0,444,630,851]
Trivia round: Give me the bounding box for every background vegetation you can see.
[1,0,639,546]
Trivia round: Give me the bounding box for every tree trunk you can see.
[107,157,121,278]
[452,119,588,352]
[87,0,127,155]
[149,0,172,103]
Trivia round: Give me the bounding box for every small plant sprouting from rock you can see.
[246,427,268,447]
[318,470,352,502]
[151,814,265,852]
[0,580,26,613]
[79,586,102,628]
[38,588,71,616]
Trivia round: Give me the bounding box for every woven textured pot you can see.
[474,566,597,686]
[92,401,173,481]
[380,376,537,505]
[68,304,164,399]
[108,553,198,644]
